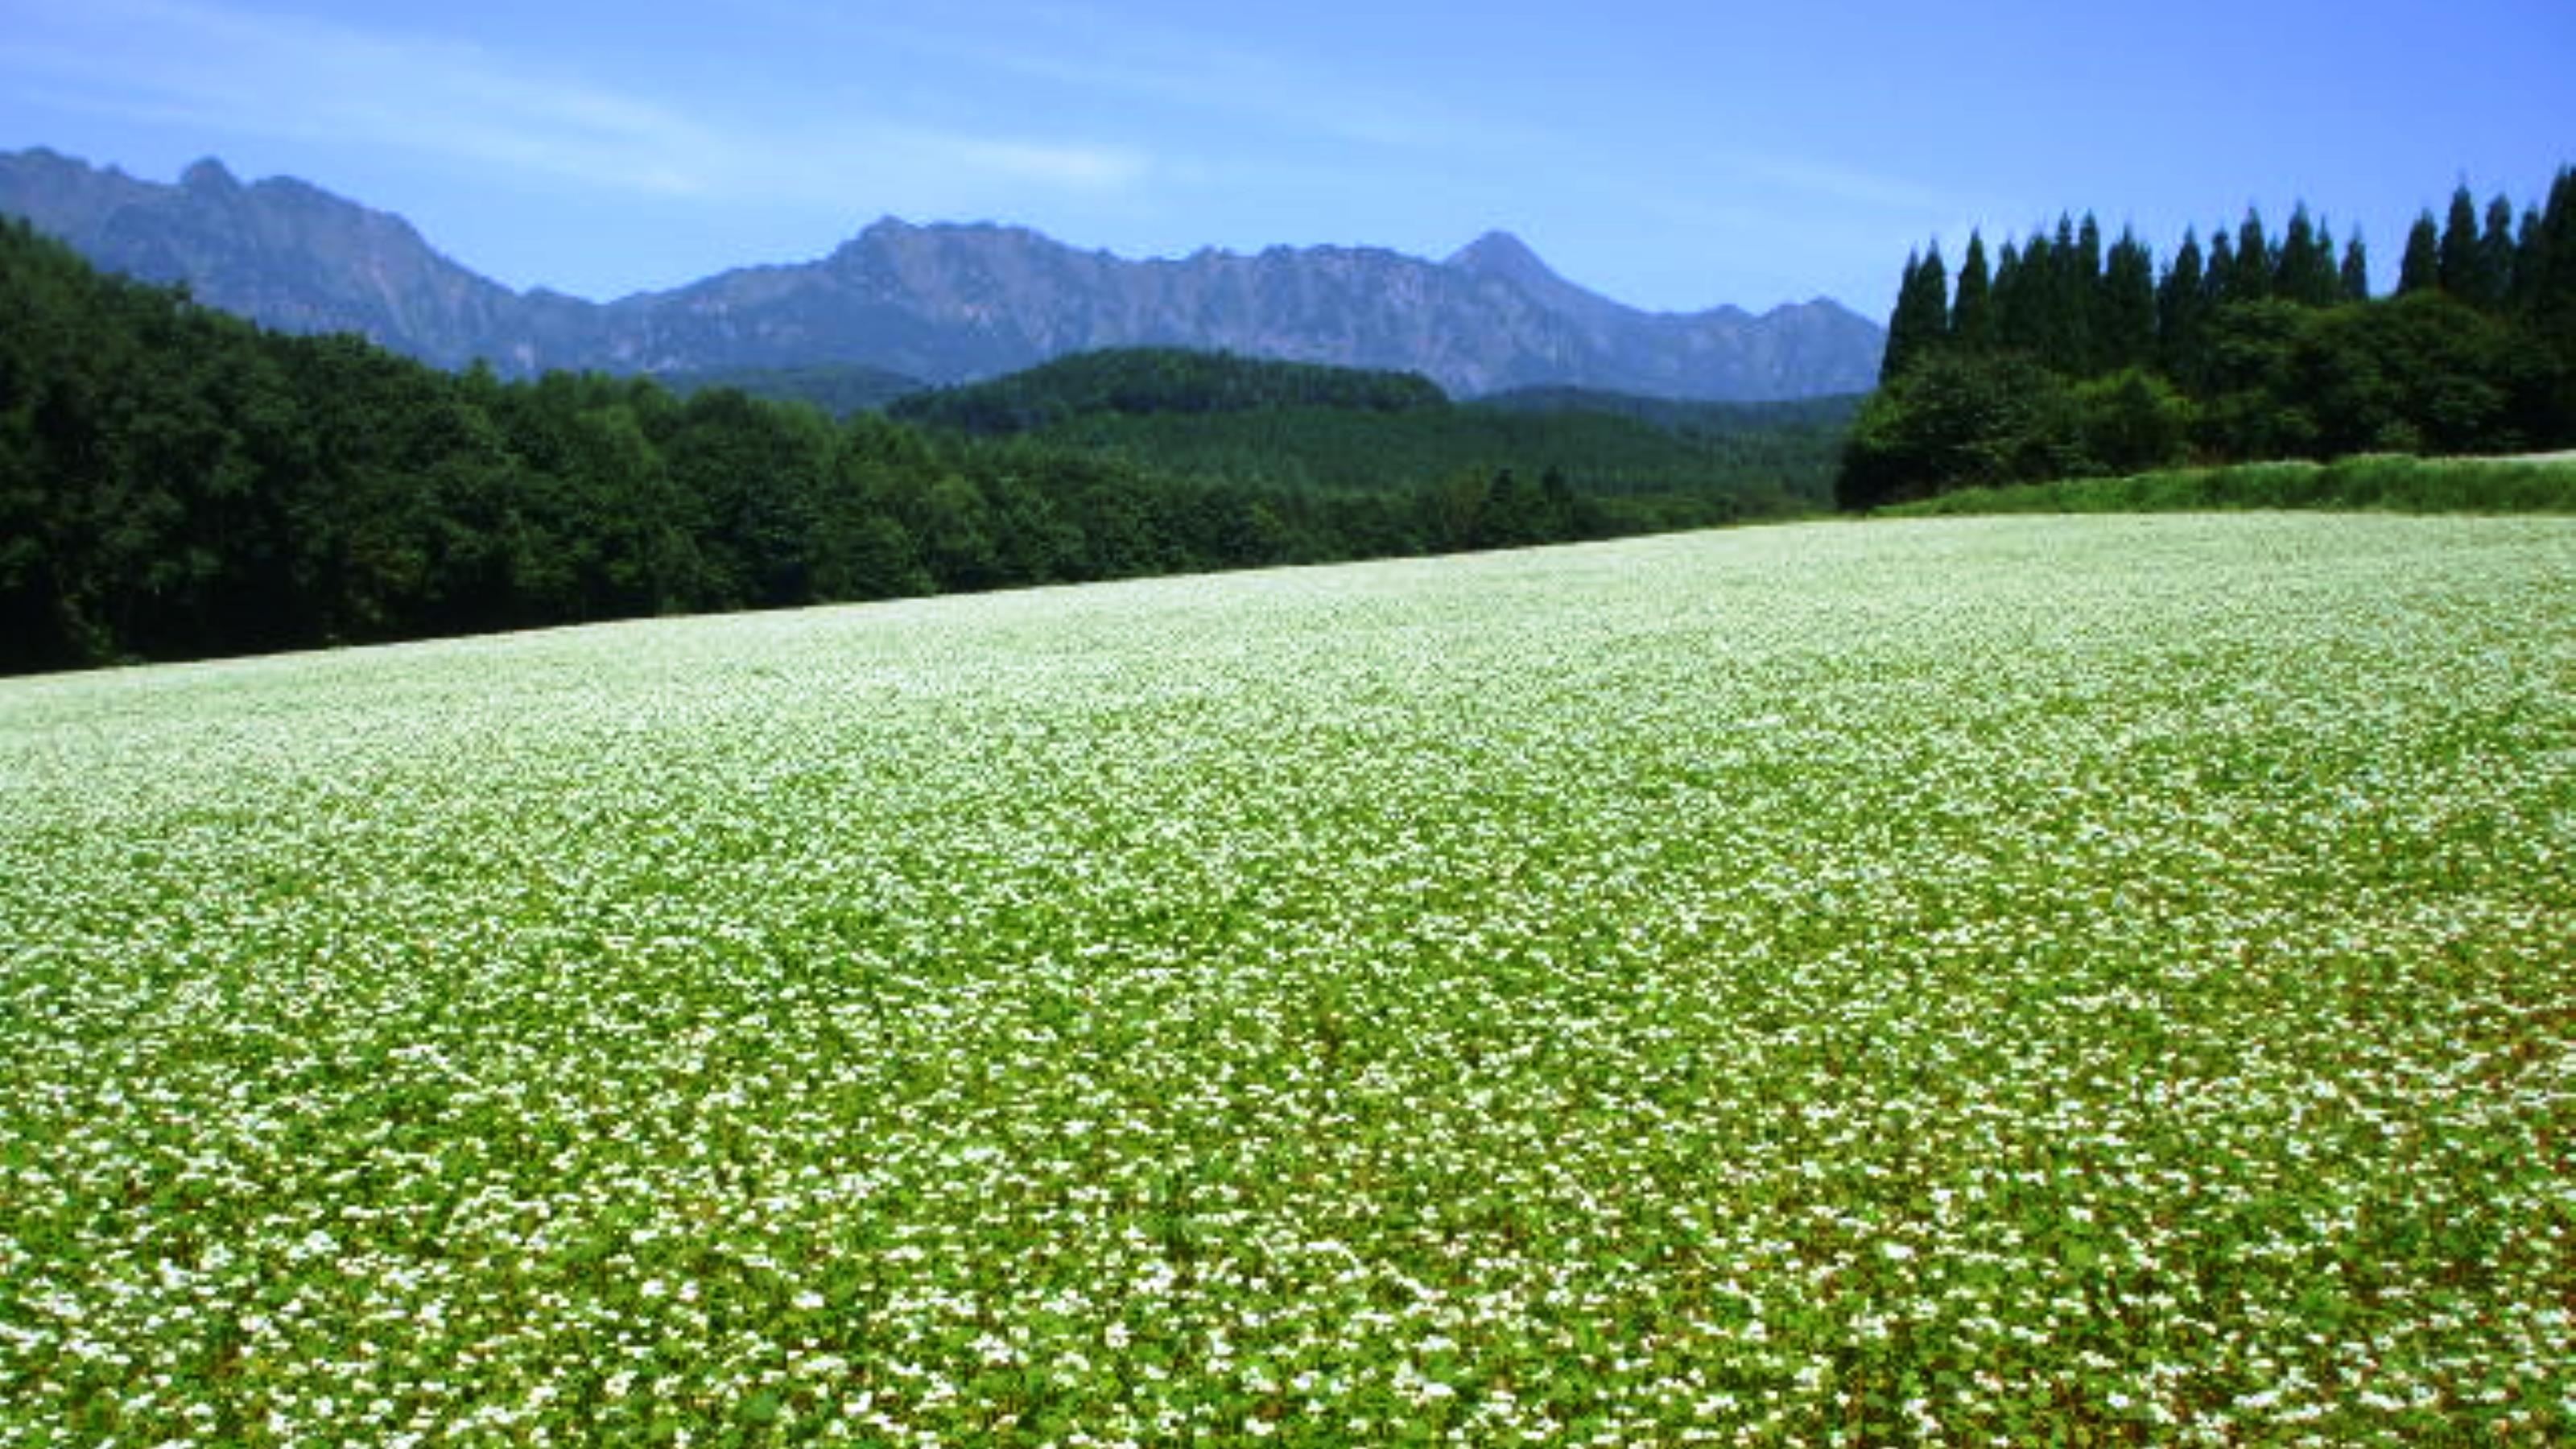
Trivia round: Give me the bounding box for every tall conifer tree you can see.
[1880,245,1951,381]
[2476,195,2519,311]
[2006,233,2057,356]
[1951,231,1996,350]
[2511,206,2544,313]
[2227,209,2273,303]
[2074,215,2104,291]
[2157,229,2213,387]
[1879,252,1922,381]
[2205,229,2235,307]
[2276,204,2341,305]
[2100,227,2157,369]
[2533,167,2576,352]
[2339,233,2370,301]
[2158,230,2206,349]
[2075,214,2108,371]
[2038,217,2089,371]
[2439,185,2484,299]
[1915,242,1950,356]
[1992,239,2026,352]
[2400,212,2441,294]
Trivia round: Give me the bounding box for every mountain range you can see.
[0,147,1884,400]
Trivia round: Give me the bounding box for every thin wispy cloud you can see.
[0,0,1149,203]
[765,0,1502,155]
[1724,155,1963,215]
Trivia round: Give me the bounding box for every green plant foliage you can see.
[1835,351,2082,510]
[3,515,2570,1443]
[2072,368,2194,476]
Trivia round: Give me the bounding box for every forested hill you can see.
[1473,386,1865,436]
[886,352,1866,439]
[888,349,1451,433]
[885,347,1848,510]
[0,221,1839,675]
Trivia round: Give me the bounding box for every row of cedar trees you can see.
[1840,169,2576,509]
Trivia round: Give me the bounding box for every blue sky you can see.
[2,0,2569,319]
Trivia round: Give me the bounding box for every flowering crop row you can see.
[2,514,2570,1445]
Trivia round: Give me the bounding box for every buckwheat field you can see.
[3,514,2570,1447]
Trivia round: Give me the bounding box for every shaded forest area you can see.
[887,349,1852,521]
[0,224,1838,674]
[1839,170,2576,508]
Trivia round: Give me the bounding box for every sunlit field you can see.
[3,514,2570,1446]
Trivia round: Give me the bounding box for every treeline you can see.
[657,361,926,417]
[890,349,1848,518]
[1475,387,1864,436]
[1839,168,2576,509]
[0,221,1823,674]
[1019,404,1837,519]
[1884,454,2576,518]
[888,347,1447,432]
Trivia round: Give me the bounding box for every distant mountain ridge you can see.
[0,147,1884,400]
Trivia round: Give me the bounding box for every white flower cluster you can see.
[2,514,2570,1444]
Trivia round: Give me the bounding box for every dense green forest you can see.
[887,347,1449,430]
[655,361,927,416]
[0,223,1833,673]
[1474,386,1863,436]
[1839,168,2576,508]
[892,348,1849,518]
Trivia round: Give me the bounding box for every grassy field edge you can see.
[1880,452,2576,517]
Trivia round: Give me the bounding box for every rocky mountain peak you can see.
[0,148,1885,399]
[1447,229,1554,283]
[180,157,240,193]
